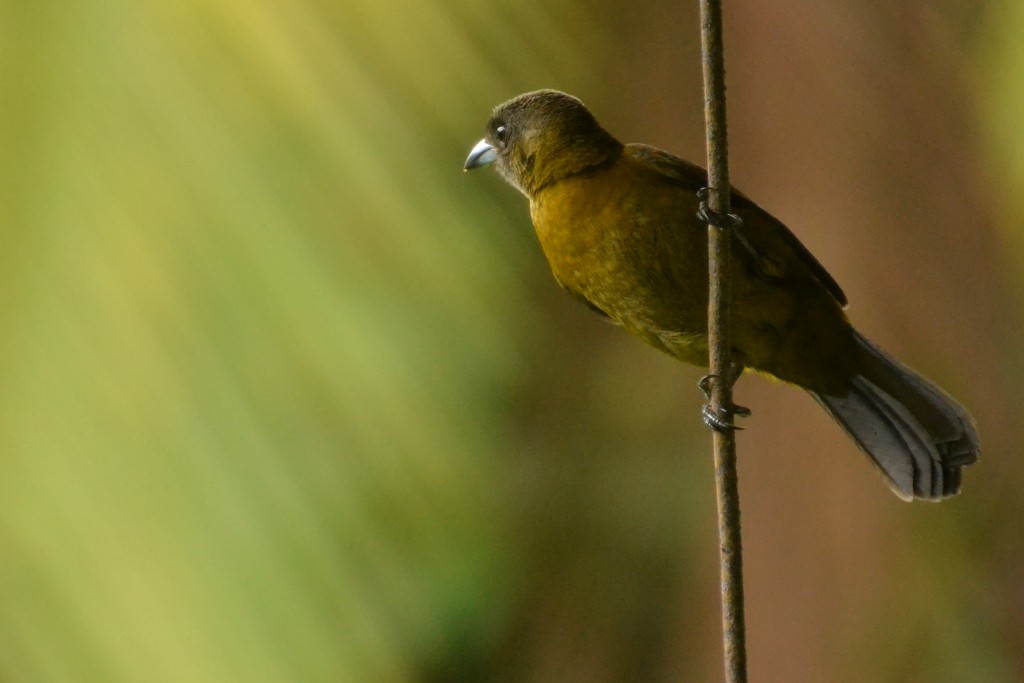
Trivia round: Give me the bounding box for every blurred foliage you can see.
[983,0,1024,286]
[0,0,600,679]
[0,0,1021,681]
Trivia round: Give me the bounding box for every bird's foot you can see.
[697,187,778,278]
[696,187,742,229]
[698,374,751,433]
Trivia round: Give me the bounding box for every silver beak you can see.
[464,138,497,170]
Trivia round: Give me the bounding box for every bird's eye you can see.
[494,125,509,147]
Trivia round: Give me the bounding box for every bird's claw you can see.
[698,374,750,433]
[696,187,742,229]
[702,404,750,432]
[697,373,715,400]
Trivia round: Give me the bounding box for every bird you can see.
[464,89,979,501]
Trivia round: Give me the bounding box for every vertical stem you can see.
[698,0,748,681]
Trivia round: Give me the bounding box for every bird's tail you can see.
[809,331,979,501]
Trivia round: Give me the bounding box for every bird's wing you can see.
[626,144,848,307]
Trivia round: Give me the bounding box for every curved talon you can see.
[698,373,717,400]
[703,404,741,432]
[696,187,742,228]
[697,188,773,278]
[702,402,751,433]
[698,373,750,433]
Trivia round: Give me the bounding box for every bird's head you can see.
[464,90,623,197]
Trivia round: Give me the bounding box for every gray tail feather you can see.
[810,331,979,501]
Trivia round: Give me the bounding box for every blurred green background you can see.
[0,0,1022,680]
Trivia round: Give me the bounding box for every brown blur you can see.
[475,1,1022,681]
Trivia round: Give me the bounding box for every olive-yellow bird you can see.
[465,89,979,501]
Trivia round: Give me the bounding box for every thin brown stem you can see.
[698,0,748,681]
